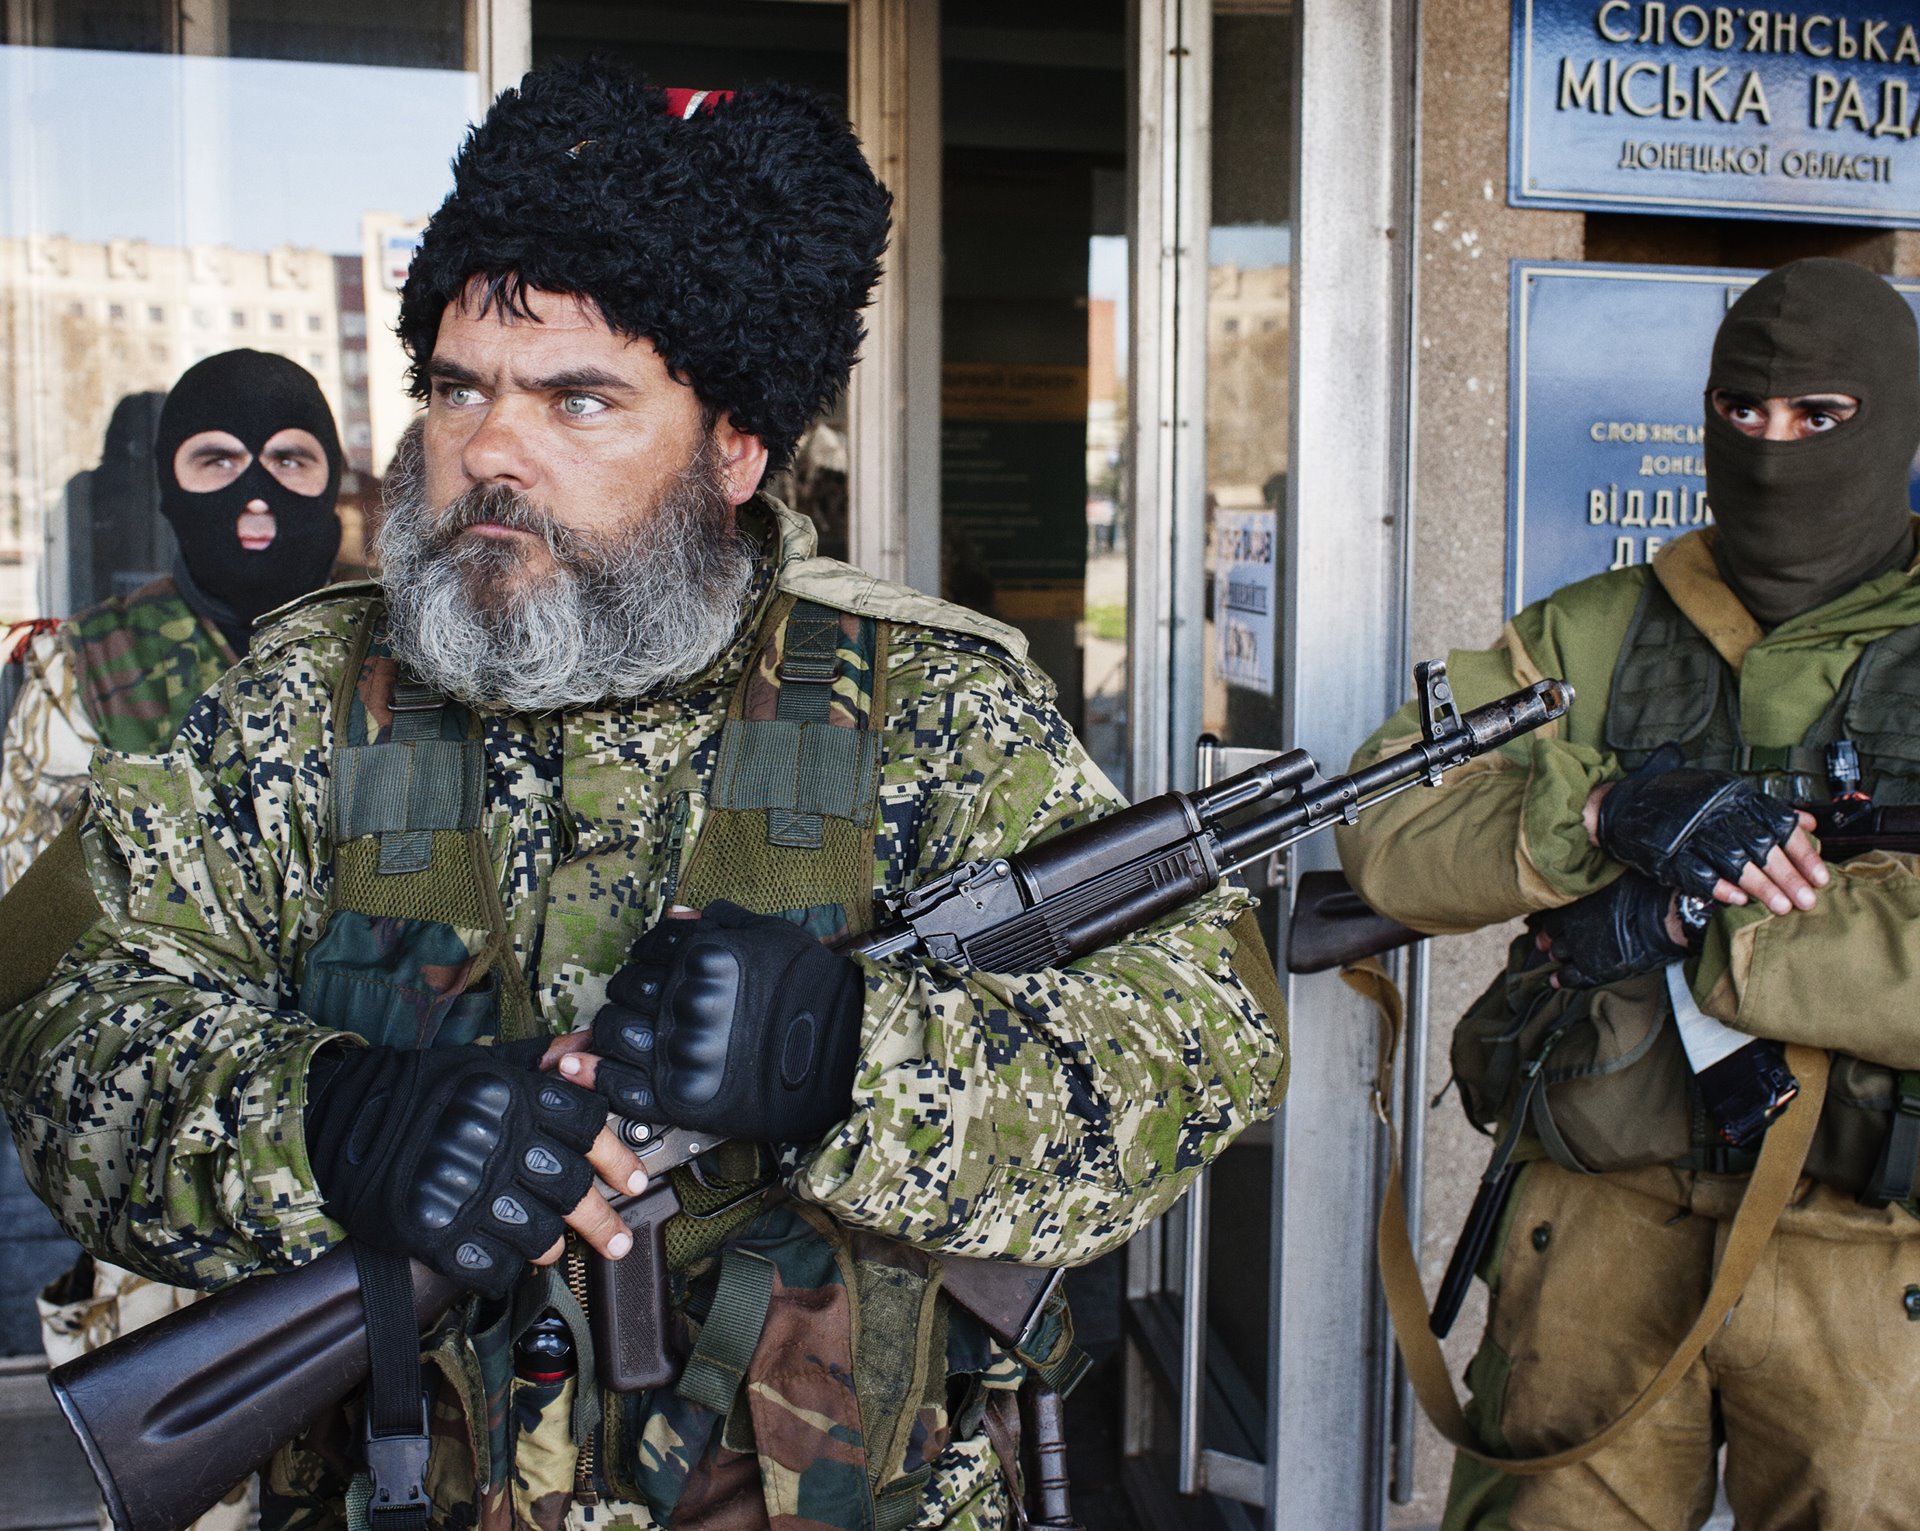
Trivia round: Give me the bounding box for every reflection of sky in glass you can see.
[1087,226,1292,377]
[1089,235,1127,371]
[1209,224,1291,269]
[0,45,476,254]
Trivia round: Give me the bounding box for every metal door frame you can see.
[1121,0,1420,1524]
[847,0,942,595]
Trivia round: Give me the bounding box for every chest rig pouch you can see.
[1452,579,1920,1203]
[302,593,1039,1529]
[609,595,1031,1531]
[299,613,536,1049]
[1604,577,1920,803]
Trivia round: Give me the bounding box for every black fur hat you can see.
[398,58,892,472]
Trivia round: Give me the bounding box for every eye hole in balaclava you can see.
[154,349,344,645]
[1704,258,1920,627]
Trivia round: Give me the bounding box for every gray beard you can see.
[374,427,755,712]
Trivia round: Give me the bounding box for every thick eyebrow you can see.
[426,357,638,396]
[520,365,638,395]
[1790,393,1857,409]
[427,358,487,388]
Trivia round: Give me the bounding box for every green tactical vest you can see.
[1603,577,1920,804]
[301,587,1062,1531]
[1452,578,1920,1198]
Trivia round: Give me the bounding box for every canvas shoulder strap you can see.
[322,600,537,1038]
[1349,957,1825,1474]
[675,593,891,940]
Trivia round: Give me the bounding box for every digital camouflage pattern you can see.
[0,578,235,890]
[0,500,1287,1530]
[1,578,243,1531]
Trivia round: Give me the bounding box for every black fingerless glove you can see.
[1595,744,1800,899]
[304,1040,604,1300]
[1528,871,1695,989]
[588,900,866,1144]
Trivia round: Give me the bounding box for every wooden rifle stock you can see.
[47,1247,454,1531]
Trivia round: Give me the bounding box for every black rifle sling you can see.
[1863,1071,1920,1208]
[352,1244,432,1531]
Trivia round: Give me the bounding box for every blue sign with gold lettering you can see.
[1507,260,1920,616]
[1512,0,1920,224]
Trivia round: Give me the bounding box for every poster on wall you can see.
[1511,0,1920,225]
[940,362,1089,623]
[1214,508,1278,694]
[1507,260,1920,617]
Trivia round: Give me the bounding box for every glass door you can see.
[1121,5,1295,1525]
[0,0,485,1371]
[1120,0,1418,1525]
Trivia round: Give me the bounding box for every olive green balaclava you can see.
[1704,257,1920,627]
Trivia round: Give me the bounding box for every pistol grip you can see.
[591,1180,682,1393]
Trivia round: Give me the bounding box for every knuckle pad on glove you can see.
[403,1074,514,1231]
[517,1135,595,1211]
[308,1042,597,1295]
[599,905,864,1143]
[532,1077,605,1153]
[589,1000,648,1061]
[606,959,670,1011]
[660,940,741,1108]
[594,1059,662,1120]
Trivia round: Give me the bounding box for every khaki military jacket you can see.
[1336,524,1920,1070]
[0,578,235,891]
[0,500,1287,1529]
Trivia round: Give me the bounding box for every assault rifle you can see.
[1425,738,1910,1341]
[1797,740,1920,861]
[45,662,1572,1531]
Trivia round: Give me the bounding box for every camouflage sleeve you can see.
[796,639,1288,1266]
[0,665,346,1289]
[1691,849,1920,1068]
[1334,581,1639,933]
[0,632,101,892]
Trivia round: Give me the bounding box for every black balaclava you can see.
[155,350,343,650]
[1704,257,1920,627]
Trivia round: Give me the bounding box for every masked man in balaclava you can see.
[1337,256,1920,1529]
[0,349,344,890]
[3,351,344,1531]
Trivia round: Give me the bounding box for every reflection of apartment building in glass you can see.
[0,236,355,614]
[1084,295,1121,551]
[1207,261,1291,500]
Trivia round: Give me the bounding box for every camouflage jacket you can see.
[0,501,1287,1530]
[0,578,235,891]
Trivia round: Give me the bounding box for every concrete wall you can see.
[1392,1,1920,1522]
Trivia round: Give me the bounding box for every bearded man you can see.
[1339,258,1920,1530]
[0,60,1285,1531]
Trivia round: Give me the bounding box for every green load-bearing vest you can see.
[1604,576,1920,803]
[303,589,1075,1531]
[1453,576,1920,1206]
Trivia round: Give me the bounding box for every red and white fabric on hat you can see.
[660,87,733,119]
